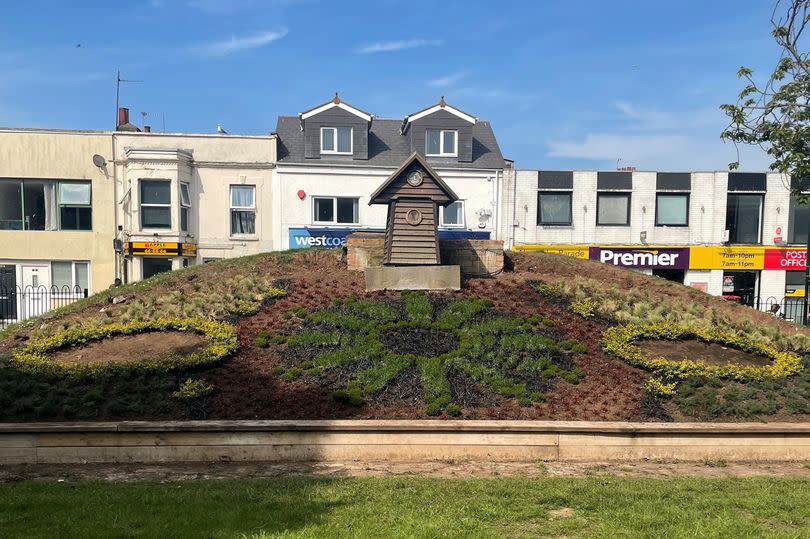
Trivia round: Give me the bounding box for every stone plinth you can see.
[365,265,461,291]
[346,232,504,277]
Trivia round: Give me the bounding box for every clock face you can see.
[407,170,424,187]
[405,209,423,226]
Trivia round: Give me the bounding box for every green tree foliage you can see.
[721,0,810,196]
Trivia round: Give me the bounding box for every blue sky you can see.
[0,0,783,170]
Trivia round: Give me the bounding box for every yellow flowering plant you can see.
[11,317,238,376]
[602,322,803,381]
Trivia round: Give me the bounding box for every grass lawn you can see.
[2,476,809,538]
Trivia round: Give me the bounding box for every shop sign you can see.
[763,248,806,270]
[124,242,198,257]
[289,228,491,249]
[689,246,763,270]
[590,247,689,269]
[512,245,589,259]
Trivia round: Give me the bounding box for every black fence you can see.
[730,295,807,325]
[0,285,88,329]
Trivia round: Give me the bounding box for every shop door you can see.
[722,271,758,307]
[0,265,17,322]
[20,265,51,319]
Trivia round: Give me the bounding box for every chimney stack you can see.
[143,125,151,133]
[117,107,129,129]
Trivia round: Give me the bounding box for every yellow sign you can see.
[689,246,765,270]
[512,244,589,259]
[124,242,198,257]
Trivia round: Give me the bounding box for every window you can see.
[51,261,89,293]
[440,201,464,227]
[597,193,631,225]
[537,192,572,225]
[313,196,359,225]
[321,127,352,154]
[726,194,763,244]
[655,193,689,226]
[58,182,92,230]
[230,185,256,235]
[180,183,191,233]
[140,180,171,229]
[0,179,91,231]
[142,258,173,280]
[789,196,809,245]
[425,129,457,156]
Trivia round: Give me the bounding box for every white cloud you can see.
[542,100,775,170]
[192,28,288,57]
[546,133,771,170]
[355,39,442,54]
[427,71,468,88]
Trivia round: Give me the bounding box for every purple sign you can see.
[589,247,690,269]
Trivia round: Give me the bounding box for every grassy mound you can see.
[0,249,807,422]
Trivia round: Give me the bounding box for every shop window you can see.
[0,179,91,231]
[440,201,464,227]
[537,192,572,225]
[313,196,359,225]
[180,183,191,233]
[786,271,805,296]
[51,261,89,293]
[58,182,92,230]
[426,129,457,157]
[788,196,809,245]
[140,180,171,229]
[722,270,759,307]
[142,258,173,280]
[321,127,352,154]
[230,185,256,235]
[596,192,631,226]
[725,194,763,244]
[655,193,689,226]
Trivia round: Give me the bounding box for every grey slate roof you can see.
[275,116,505,170]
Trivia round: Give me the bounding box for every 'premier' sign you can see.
[592,247,690,269]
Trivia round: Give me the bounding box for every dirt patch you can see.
[2,460,810,482]
[50,331,208,366]
[379,327,459,357]
[637,339,771,367]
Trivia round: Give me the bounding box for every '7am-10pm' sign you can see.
[513,244,807,271]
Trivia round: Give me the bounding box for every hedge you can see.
[11,318,238,376]
[602,322,803,381]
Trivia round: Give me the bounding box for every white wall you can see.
[275,164,501,249]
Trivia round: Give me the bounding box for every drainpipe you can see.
[510,166,517,250]
[111,130,120,284]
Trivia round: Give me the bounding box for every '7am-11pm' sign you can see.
[513,244,807,271]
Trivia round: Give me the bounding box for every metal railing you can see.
[0,285,88,329]
[725,295,808,325]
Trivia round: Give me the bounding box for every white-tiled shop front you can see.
[503,169,808,319]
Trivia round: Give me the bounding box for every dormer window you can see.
[426,129,457,157]
[321,127,352,154]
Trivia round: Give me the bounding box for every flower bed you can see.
[602,322,803,381]
[11,318,238,376]
[272,291,585,416]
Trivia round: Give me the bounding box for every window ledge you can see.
[229,235,259,241]
[538,224,573,228]
[654,224,690,228]
[311,223,360,227]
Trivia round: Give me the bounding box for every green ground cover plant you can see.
[1,476,809,538]
[0,352,181,420]
[277,291,585,415]
[11,318,238,376]
[672,356,810,420]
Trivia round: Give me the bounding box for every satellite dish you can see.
[92,154,107,168]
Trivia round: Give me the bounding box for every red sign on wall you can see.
[763,248,807,270]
